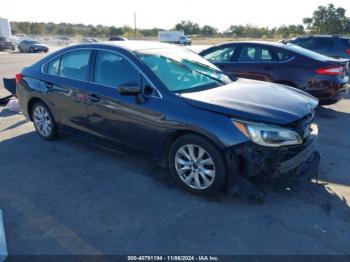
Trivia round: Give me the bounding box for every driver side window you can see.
[94,51,141,87]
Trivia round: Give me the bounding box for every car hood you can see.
[181,78,318,125]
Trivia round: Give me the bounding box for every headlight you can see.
[233,120,303,147]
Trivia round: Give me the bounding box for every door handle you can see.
[88,94,101,103]
[263,67,274,70]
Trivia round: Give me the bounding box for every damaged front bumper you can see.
[233,134,320,179]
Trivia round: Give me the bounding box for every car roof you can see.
[293,35,342,39]
[77,40,179,52]
[210,40,290,48]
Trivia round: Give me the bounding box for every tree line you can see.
[10,3,350,38]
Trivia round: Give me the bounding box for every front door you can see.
[83,50,161,157]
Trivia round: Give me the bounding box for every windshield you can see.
[138,48,232,92]
[0,37,9,41]
[29,40,40,44]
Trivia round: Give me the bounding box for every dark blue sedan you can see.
[15,41,320,197]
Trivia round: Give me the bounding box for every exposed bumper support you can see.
[226,136,320,199]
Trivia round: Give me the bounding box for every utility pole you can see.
[134,12,137,39]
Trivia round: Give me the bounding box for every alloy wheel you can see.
[33,105,53,137]
[175,144,216,190]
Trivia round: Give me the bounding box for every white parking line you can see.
[0,210,7,262]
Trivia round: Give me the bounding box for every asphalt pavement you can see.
[0,49,350,255]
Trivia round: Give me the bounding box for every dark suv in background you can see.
[286,35,350,59]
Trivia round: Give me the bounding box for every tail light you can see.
[346,49,350,56]
[315,66,344,76]
[15,73,23,84]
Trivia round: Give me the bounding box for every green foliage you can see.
[174,20,201,35]
[303,3,350,34]
[9,3,349,38]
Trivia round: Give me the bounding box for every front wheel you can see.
[168,134,226,196]
[31,102,58,140]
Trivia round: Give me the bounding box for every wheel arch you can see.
[27,97,52,121]
[157,129,227,168]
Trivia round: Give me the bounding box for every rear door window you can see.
[94,51,140,87]
[203,46,236,63]
[276,50,293,62]
[47,56,61,75]
[238,46,273,62]
[60,50,91,81]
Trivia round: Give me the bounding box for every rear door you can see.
[228,44,276,82]
[41,49,92,131]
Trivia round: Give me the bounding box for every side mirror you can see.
[117,84,141,96]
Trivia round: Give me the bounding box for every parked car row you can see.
[0,37,49,53]
[13,40,324,198]
[199,41,349,105]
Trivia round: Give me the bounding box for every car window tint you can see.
[341,38,350,47]
[276,50,293,61]
[94,51,140,87]
[47,56,61,75]
[60,50,91,81]
[238,46,272,62]
[261,48,272,61]
[139,54,220,92]
[295,38,316,49]
[315,38,334,50]
[204,47,236,63]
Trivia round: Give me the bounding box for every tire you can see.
[18,47,23,53]
[168,134,226,196]
[31,101,58,140]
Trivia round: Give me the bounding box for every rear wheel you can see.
[31,102,58,140]
[169,134,226,196]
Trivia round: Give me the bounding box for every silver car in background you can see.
[17,39,49,53]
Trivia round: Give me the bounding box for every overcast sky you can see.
[1,0,349,31]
